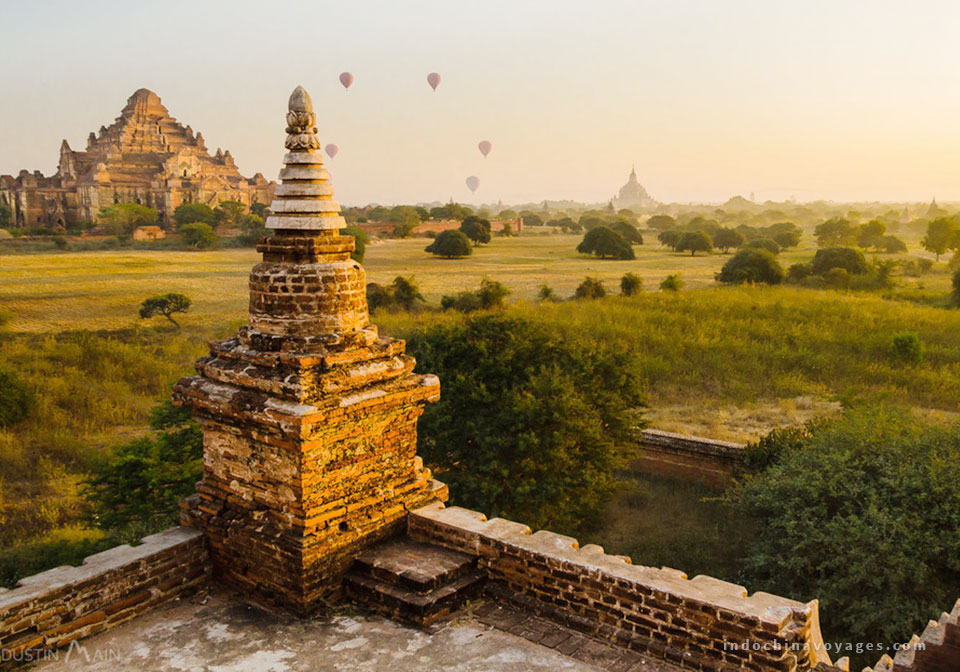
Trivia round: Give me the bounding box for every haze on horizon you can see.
[3,0,960,206]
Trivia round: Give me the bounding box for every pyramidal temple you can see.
[0,89,273,228]
[612,166,657,209]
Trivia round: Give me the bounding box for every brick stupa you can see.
[173,86,447,614]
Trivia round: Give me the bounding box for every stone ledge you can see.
[410,503,803,619]
[640,429,745,458]
[0,527,203,611]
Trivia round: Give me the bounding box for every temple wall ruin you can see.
[632,429,745,486]
[0,528,208,669]
[408,502,833,672]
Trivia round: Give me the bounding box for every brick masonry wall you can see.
[861,599,960,672]
[632,429,745,486]
[408,502,833,672]
[0,527,209,669]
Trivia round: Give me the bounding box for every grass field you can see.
[1,230,958,578]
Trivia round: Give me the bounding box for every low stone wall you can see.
[632,429,745,486]
[0,527,208,669]
[862,598,960,672]
[409,502,832,672]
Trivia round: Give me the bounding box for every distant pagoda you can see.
[612,166,657,209]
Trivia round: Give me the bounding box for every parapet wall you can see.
[408,502,832,672]
[0,527,208,669]
[862,598,960,672]
[633,429,745,486]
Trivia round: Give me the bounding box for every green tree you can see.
[173,203,216,228]
[857,220,886,250]
[676,230,713,256]
[772,230,801,249]
[921,217,959,261]
[811,247,869,275]
[238,213,267,246]
[952,270,960,307]
[0,369,34,428]
[610,220,643,244]
[521,212,544,228]
[645,214,677,231]
[620,273,643,296]
[576,226,635,260]
[98,203,158,235]
[881,235,907,253]
[0,203,11,229]
[498,209,518,221]
[139,293,191,327]
[713,227,745,253]
[575,276,606,299]
[214,200,246,228]
[743,238,780,255]
[730,407,960,667]
[657,229,681,248]
[425,230,472,258]
[179,222,218,249]
[441,279,510,313]
[343,225,368,263]
[460,216,492,244]
[84,400,202,537]
[250,202,269,220]
[814,217,856,247]
[406,315,646,532]
[717,248,784,285]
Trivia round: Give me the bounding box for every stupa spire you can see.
[265,86,344,232]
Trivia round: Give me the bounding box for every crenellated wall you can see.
[0,527,208,669]
[408,502,834,672]
[861,599,960,672]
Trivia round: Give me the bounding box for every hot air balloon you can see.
[427,72,441,91]
[466,176,480,193]
[478,140,492,158]
[325,144,338,158]
[339,72,355,89]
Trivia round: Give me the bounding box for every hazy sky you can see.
[3,0,960,205]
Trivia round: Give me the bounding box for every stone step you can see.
[344,537,485,627]
[350,537,478,595]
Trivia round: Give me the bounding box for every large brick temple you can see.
[0,88,274,229]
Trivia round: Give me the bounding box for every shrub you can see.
[405,315,646,532]
[646,214,676,231]
[787,262,812,283]
[575,276,606,299]
[772,230,801,249]
[577,226,635,260]
[0,369,34,427]
[717,248,784,285]
[84,400,202,537]
[811,247,869,275]
[891,332,924,364]
[729,406,960,666]
[343,225,368,263]
[743,238,780,255]
[367,276,425,312]
[620,273,643,296]
[425,230,472,258]
[953,270,960,307]
[882,235,908,254]
[823,267,850,286]
[660,274,684,291]
[442,279,510,313]
[538,284,558,302]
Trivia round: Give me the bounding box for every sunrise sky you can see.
[4,0,960,205]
